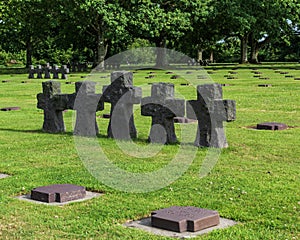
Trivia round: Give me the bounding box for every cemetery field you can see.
[0,63,299,239]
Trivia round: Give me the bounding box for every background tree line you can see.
[0,0,299,67]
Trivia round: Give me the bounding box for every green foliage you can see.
[0,0,299,65]
[124,39,155,64]
[214,39,240,63]
[0,49,26,66]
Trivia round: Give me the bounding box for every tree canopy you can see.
[0,0,299,66]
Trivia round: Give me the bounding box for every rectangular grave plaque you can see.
[31,184,86,203]
[151,206,220,232]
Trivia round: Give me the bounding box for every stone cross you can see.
[72,81,104,136]
[37,81,70,133]
[186,84,236,148]
[28,65,36,79]
[102,71,142,140]
[36,65,43,79]
[51,65,60,79]
[60,65,69,79]
[44,63,52,79]
[141,82,185,144]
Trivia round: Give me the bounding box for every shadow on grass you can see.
[0,67,27,75]
[0,128,197,147]
[0,128,73,136]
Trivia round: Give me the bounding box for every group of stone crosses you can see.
[30,70,237,233]
[29,63,69,79]
[37,71,236,148]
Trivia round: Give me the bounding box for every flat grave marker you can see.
[227,76,238,79]
[170,75,180,79]
[17,185,101,206]
[0,107,20,111]
[151,206,220,232]
[252,71,263,74]
[197,75,208,79]
[124,207,237,238]
[102,113,111,119]
[31,184,86,203]
[174,117,197,124]
[145,75,155,79]
[256,122,288,130]
[0,173,10,179]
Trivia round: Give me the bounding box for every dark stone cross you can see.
[60,65,69,79]
[51,65,60,79]
[72,81,104,136]
[28,65,36,79]
[36,65,43,79]
[187,84,236,148]
[37,81,70,133]
[141,83,185,144]
[102,71,142,140]
[44,63,52,79]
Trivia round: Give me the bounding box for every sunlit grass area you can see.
[0,63,299,239]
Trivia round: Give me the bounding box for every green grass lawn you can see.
[0,63,299,239]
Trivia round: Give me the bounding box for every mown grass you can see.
[0,63,299,239]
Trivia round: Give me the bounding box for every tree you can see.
[60,0,130,68]
[176,0,226,62]
[211,0,300,64]
[210,0,256,63]
[127,0,209,67]
[0,0,54,67]
[247,0,300,63]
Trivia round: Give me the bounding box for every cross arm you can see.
[141,98,185,118]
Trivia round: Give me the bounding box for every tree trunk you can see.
[249,42,259,64]
[197,48,203,62]
[94,34,108,69]
[26,41,32,68]
[209,50,214,62]
[239,34,249,64]
[249,33,270,64]
[155,38,168,68]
